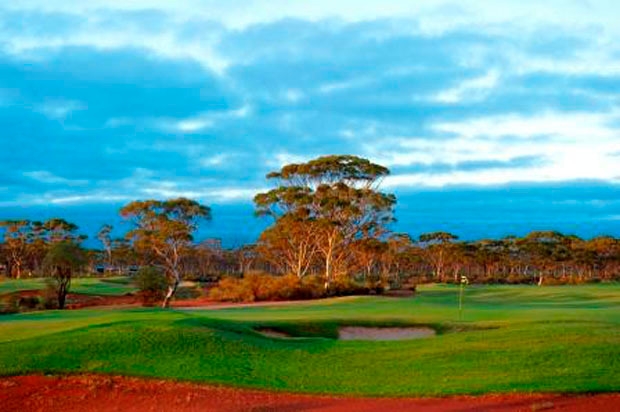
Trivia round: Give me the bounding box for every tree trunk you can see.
[57,272,70,309]
[162,273,180,308]
[537,271,544,286]
[14,262,22,279]
[324,253,332,292]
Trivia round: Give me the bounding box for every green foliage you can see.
[134,267,168,306]
[42,241,87,309]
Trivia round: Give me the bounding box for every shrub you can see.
[18,296,41,310]
[135,267,168,306]
[210,273,318,302]
[0,295,19,315]
[42,280,59,309]
[209,273,384,303]
[175,285,202,300]
[209,277,254,302]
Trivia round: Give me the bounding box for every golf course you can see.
[1,283,618,398]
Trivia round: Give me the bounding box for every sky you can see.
[1,1,619,246]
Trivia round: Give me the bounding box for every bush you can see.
[18,296,41,310]
[209,277,254,302]
[0,295,19,315]
[175,285,202,300]
[210,273,317,302]
[135,267,168,306]
[209,273,386,303]
[42,280,59,309]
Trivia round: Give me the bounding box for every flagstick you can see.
[458,281,463,321]
[458,275,468,321]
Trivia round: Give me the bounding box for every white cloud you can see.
[269,152,309,168]
[4,1,620,77]
[106,104,252,134]
[140,185,264,203]
[433,111,620,140]
[366,109,620,188]
[282,89,304,103]
[24,171,89,186]
[432,70,499,104]
[201,154,229,167]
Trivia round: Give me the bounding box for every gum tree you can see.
[0,220,31,278]
[42,241,86,309]
[120,198,211,307]
[255,155,396,290]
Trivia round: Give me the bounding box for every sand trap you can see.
[338,326,436,341]
[255,328,294,339]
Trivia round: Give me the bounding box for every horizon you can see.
[1,1,620,243]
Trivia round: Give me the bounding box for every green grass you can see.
[0,276,137,296]
[0,284,618,396]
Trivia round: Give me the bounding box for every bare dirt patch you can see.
[1,375,618,412]
[338,326,436,341]
[5,290,139,310]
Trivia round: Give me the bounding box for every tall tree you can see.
[42,241,86,309]
[120,198,211,307]
[256,215,319,278]
[0,220,31,278]
[42,218,82,243]
[418,232,459,282]
[255,155,395,289]
[97,224,113,266]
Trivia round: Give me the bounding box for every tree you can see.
[120,198,211,307]
[97,224,113,266]
[256,215,319,278]
[520,231,569,286]
[42,218,83,243]
[418,232,459,282]
[42,241,86,309]
[255,155,396,290]
[0,220,31,278]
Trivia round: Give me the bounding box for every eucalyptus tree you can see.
[97,224,113,266]
[42,241,87,309]
[0,220,32,278]
[256,214,319,279]
[42,218,83,243]
[519,231,569,286]
[418,232,459,282]
[255,155,396,289]
[120,198,211,307]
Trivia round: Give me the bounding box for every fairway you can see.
[0,277,137,297]
[1,284,619,397]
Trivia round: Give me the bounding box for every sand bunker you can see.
[338,326,436,341]
[256,328,294,339]
[256,326,437,341]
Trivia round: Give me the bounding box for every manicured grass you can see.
[0,284,618,396]
[0,277,137,296]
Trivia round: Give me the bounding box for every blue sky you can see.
[1,1,619,244]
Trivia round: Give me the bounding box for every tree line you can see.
[1,155,619,307]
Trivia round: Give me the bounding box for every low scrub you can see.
[134,267,168,306]
[209,273,383,302]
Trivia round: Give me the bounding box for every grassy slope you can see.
[0,277,137,296]
[0,284,618,396]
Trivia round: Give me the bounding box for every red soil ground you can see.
[1,375,618,412]
[11,289,139,309]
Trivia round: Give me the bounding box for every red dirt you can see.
[1,375,618,412]
[11,289,139,309]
